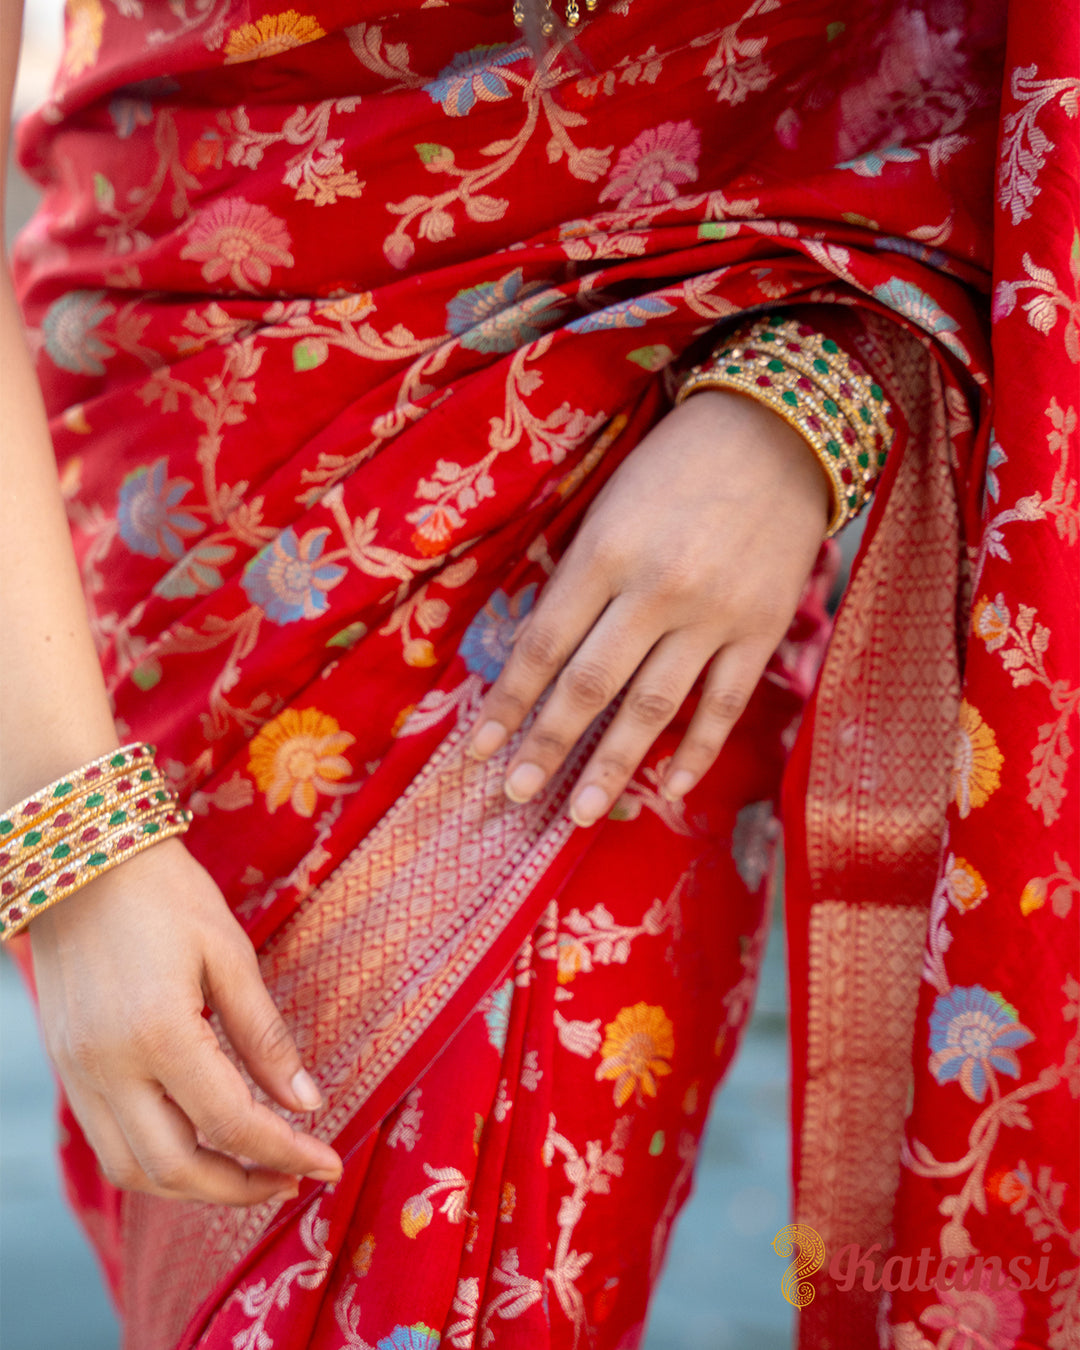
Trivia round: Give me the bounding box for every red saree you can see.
[11,0,1077,1347]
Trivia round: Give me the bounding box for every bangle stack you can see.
[0,744,192,942]
[674,312,894,537]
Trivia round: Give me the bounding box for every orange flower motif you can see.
[556,935,588,985]
[247,707,355,816]
[1020,876,1047,916]
[972,594,1009,650]
[351,1232,375,1276]
[596,1002,675,1107]
[411,506,457,558]
[946,857,987,912]
[224,10,326,64]
[62,0,105,78]
[499,1181,516,1222]
[952,701,1003,818]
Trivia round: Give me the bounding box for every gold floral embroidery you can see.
[62,0,105,78]
[595,1002,674,1107]
[247,708,354,816]
[952,700,1004,817]
[224,11,326,65]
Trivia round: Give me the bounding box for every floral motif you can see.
[566,294,677,335]
[351,1232,375,1276]
[872,277,969,360]
[247,707,355,816]
[42,290,115,375]
[837,144,920,176]
[411,506,458,559]
[600,121,702,211]
[117,458,202,560]
[224,11,326,64]
[459,585,537,682]
[446,270,563,352]
[731,800,780,891]
[556,935,589,985]
[944,857,988,912]
[423,44,521,117]
[984,432,1007,505]
[952,701,1004,818]
[180,198,294,293]
[242,526,346,624]
[484,978,514,1052]
[376,1326,441,1350]
[595,1002,675,1107]
[919,1268,1025,1350]
[62,0,104,79]
[973,595,1010,651]
[928,985,1034,1101]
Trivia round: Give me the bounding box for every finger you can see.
[64,1081,177,1199]
[468,547,611,760]
[660,640,773,801]
[150,1016,342,1184]
[566,630,716,827]
[503,596,661,806]
[208,939,324,1116]
[115,1083,303,1206]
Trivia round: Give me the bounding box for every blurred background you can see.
[1,6,797,1346]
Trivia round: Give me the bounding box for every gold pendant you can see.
[512,0,596,28]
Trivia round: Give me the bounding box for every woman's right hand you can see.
[28,837,343,1206]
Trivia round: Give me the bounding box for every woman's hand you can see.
[29,837,342,1207]
[468,389,832,823]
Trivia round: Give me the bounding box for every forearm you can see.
[0,272,120,804]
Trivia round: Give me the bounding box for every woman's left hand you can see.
[468,388,832,824]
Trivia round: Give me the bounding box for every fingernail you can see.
[570,785,608,827]
[505,762,545,803]
[662,769,695,801]
[269,1186,299,1204]
[291,1068,323,1111]
[308,1167,343,1183]
[470,720,507,759]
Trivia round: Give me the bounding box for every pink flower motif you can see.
[919,1269,1025,1350]
[599,120,702,212]
[180,198,294,293]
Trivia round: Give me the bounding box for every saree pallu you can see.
[11,0,1078,1347]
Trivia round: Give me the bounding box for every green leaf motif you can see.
[326,621,368,650]
[626,344,674,372]
[698,222,731,240]
[293,338,329,372]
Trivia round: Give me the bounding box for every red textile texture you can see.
[10,0,1077,1347]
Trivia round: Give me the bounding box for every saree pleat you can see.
[11,0,1077,1345]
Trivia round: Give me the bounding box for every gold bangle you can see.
[675,314,894,537]
[0,803,192,940]
[0,744,191,942]
[0,744,159,838]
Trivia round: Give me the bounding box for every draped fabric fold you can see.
[11,0,1077,1345]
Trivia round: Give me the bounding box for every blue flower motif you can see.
[873,235,948,271]
[42,290,115,375]
[459,584,537,682]
[108,96,154,139]
[376,1326,441,1350]
[928,985,1034,1102]
[566,295,677,335]
[871,277,969,362]
[242,526,347,625]
[423,44,522,116]
[446,270,564,353]
[117,458,202,560]
[984,432,1007,506]
[484,978,514,1053]
[837,144,920,177]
